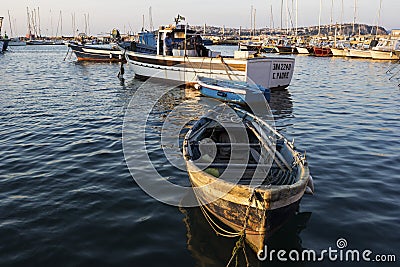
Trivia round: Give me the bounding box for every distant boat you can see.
[68,42,125,62]
[275,39,294,54]
[202,38,213,46]
[183,104,314,254]
[195,75,270,106]
[294,46,309,54]
[8,37,26,46]
[345,39,378,59]
[238,41,262,52]
[312,46,332,57]
[346,48,372,59]
[371,39,400,60]
[26,39,64,45]
[121,16,295,90]
[331,41,350,57]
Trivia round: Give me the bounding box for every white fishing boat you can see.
[371,39,400,60]
[331,41,350,57]
[121,16,295,90]
[346,48,372,59]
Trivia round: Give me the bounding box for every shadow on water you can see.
[180,204,312,267]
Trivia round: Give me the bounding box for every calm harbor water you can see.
[0,45,399,266]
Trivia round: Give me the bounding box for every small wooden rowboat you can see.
[194,76,271,106]
[183,104,314,254]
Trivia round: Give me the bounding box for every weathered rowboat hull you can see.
[186,160,308,253]
[183,106,312,254]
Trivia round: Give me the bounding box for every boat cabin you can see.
[156,18,218,57]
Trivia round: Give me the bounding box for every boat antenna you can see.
[175,14,185,25]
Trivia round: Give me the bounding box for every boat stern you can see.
[245,57,295,90]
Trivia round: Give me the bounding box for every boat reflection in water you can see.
[269,89,294,121]
[180,202,311,267]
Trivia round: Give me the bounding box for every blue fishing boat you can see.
[195,76,271,106]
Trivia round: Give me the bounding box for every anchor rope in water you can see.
[225,188,258,267]
[197,197,241,238]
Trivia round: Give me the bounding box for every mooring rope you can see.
[225,188,258,267]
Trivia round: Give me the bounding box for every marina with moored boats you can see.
[1,2,400,266]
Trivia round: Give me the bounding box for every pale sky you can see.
[2,0,399,36]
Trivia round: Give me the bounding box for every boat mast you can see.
[60,11,63,37]
[250,5,253,37]
[280,0,283,32]
[7,10,13,37]
[37,7,41,37]
[253,8,256,37]
[376,0,382,36]
[27,7,31,38]
[295,0,298,36]
[330,0,334,34]
[32,9,38,38]
[352,0,356,35]
[149,7,154,32]
[71,13,76,38]
[340,0,343,35]
[318,0,322,36]
[270,5,274,31]
[286,0,289,35]
[87,13,89,36]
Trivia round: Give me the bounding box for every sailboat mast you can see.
[330,0,334,34]
[280,0,283,31]
[270,5,274,31]
[376,0,382,35]
[149,7,154,32]
[295,0,298,36]
[340,0,343,35]
[87,13,89,36]
[250,5,253,37]
[353,2,356,35]
[285,0,289,35]
[254,8,256,37]
[8,10,13,37]
[27,7,31,38]
[318,0,322,36]
[60,11,63,37]
[38,7,41,37]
